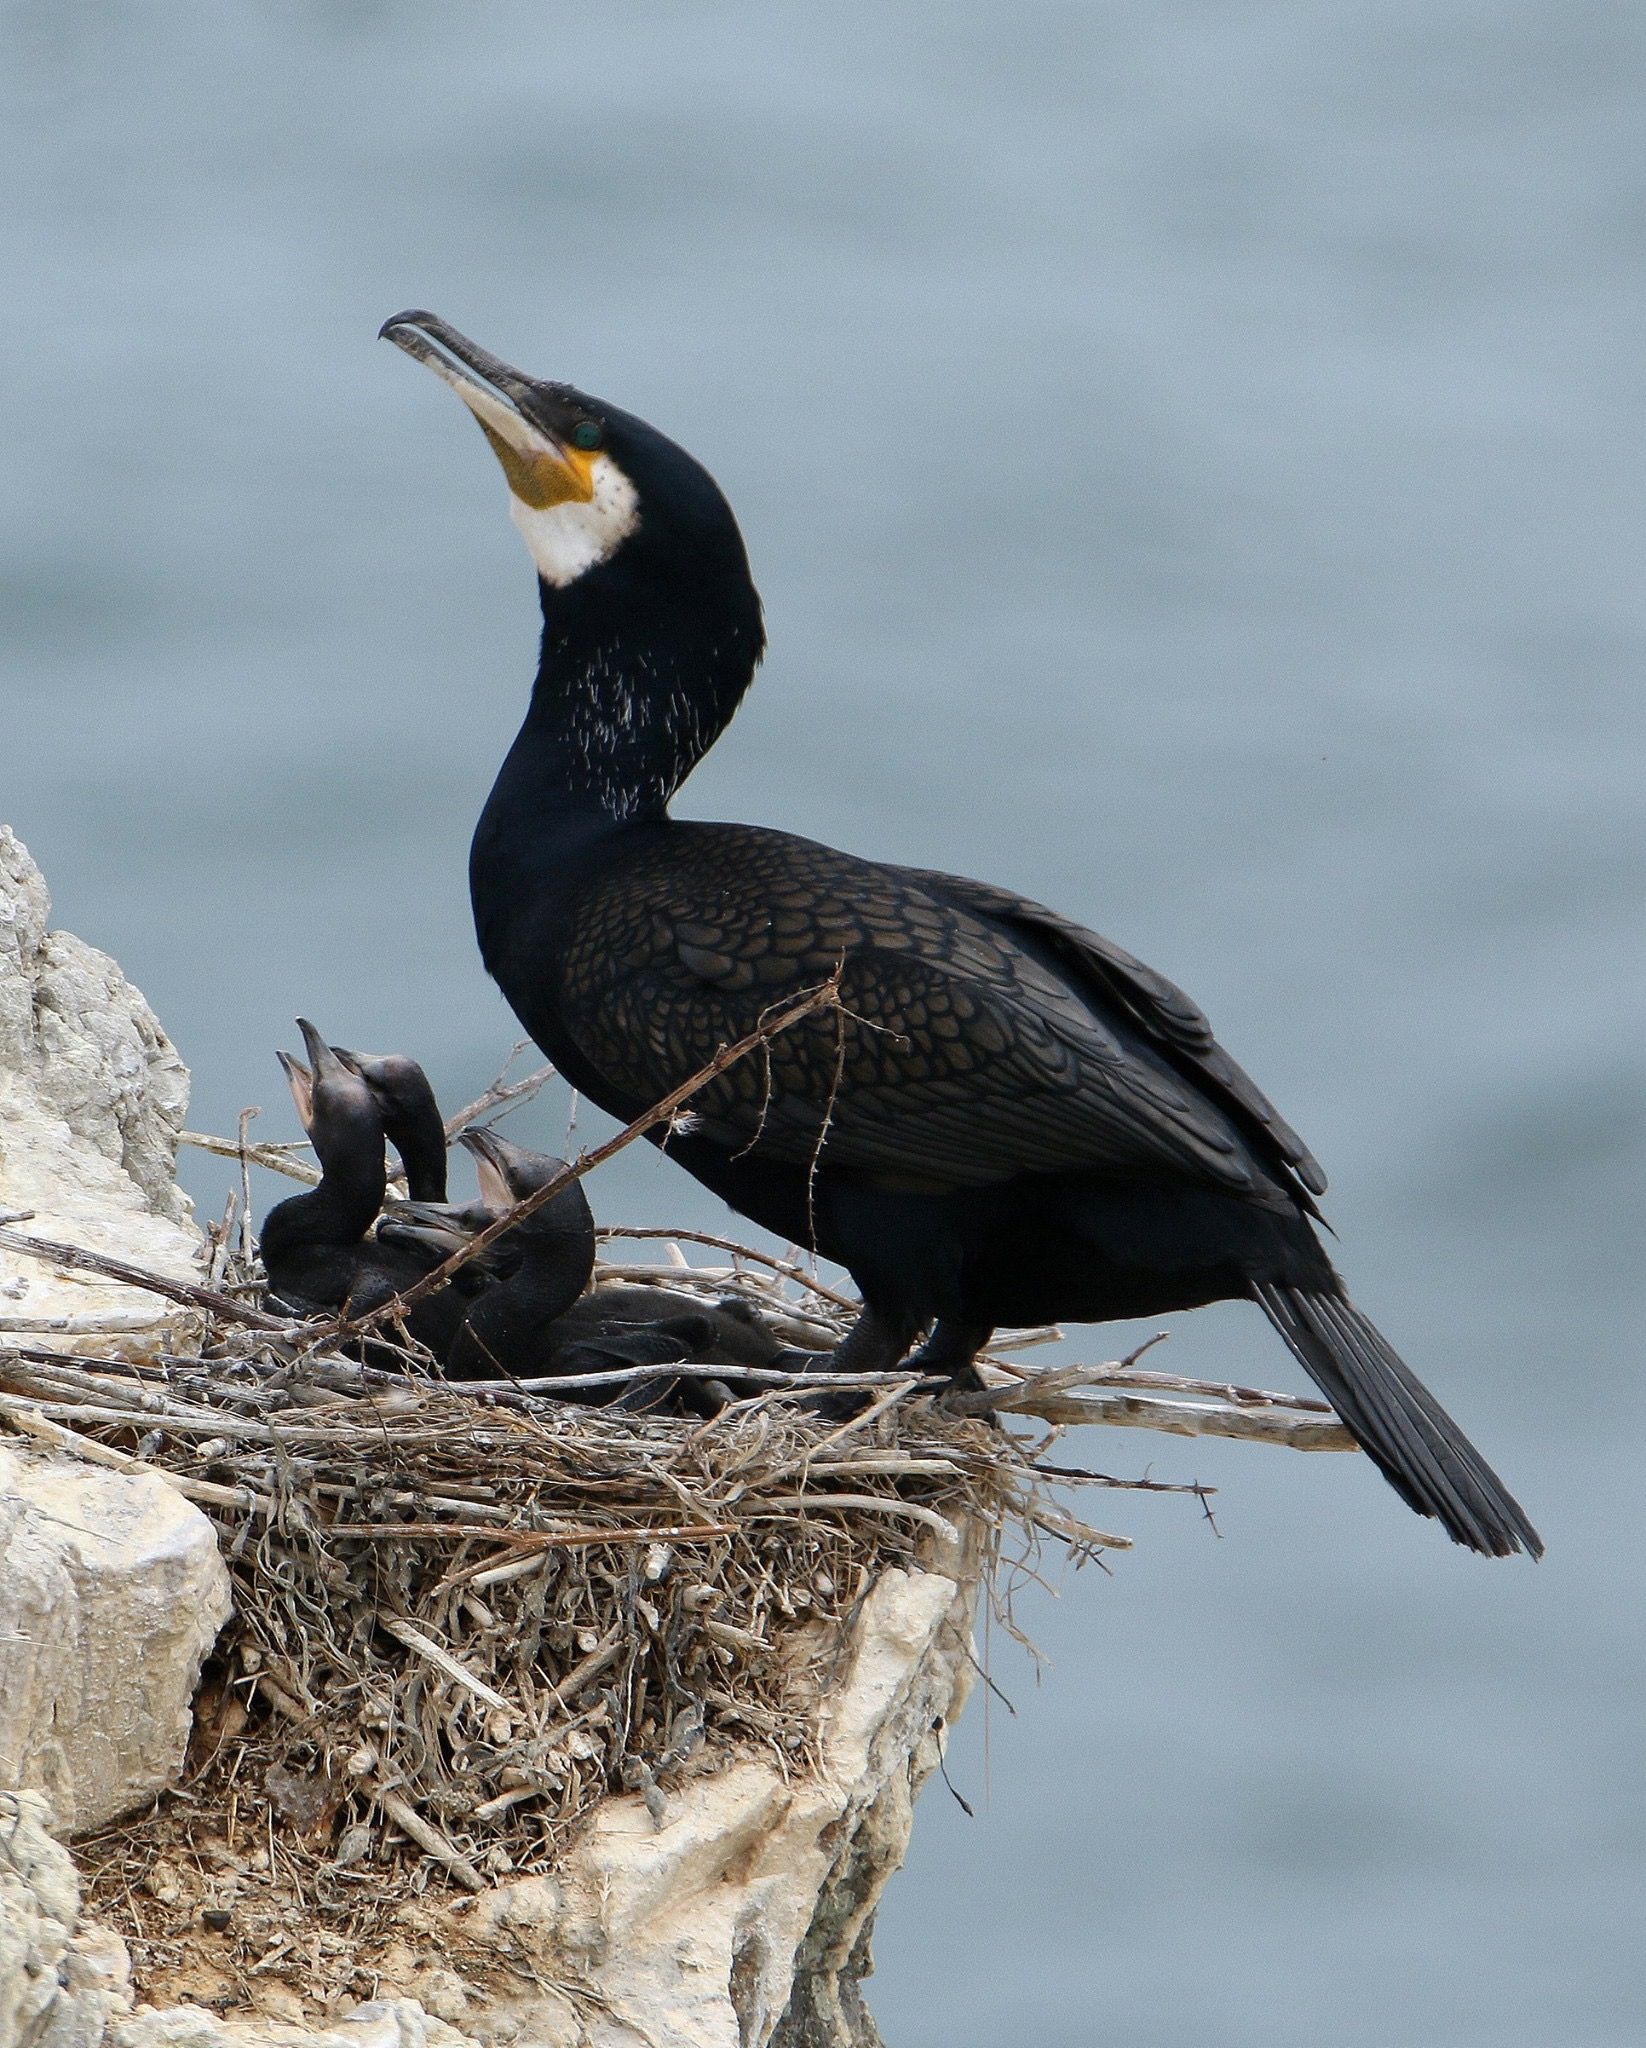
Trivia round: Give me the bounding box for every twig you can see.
[0,1226,290,1332]
[1022,1499,1134,1553]
[442,1048,559,1138]
[180,1132,320,1186]
[378,1618,512,1713]
[750,1494,960,1543]
[0,1405,274,1511]
[373,1788,485,1891]
[1066,1363,1335,1414]
[440,1360,938,1397]
[236,1108,258,1264]
[317,972,844,1345]
[595,1228,856,1310]
[256,1683,486,1893]
[330,1520,735,1549]
[999,1388,1355,1450]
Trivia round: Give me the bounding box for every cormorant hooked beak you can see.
[296,1017,352,1085]
[278,1019,357,1132]
[456,1124,522,1209]
[379,310,597,511]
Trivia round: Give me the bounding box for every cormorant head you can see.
[379,310,752,603]
[277,1019,387,1183]
[457,1125,562,1205]
[331,1044,448,1202]
[456,1126,594,1250]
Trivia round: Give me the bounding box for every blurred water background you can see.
[3,4,1642,2042]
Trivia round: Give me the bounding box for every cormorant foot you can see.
[766,1346,876,1421]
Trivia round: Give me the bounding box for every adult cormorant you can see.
[382,310,1540,1557]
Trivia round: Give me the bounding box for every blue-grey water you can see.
[3,6,1642,2043]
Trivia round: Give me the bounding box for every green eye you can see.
[570,419,602,452]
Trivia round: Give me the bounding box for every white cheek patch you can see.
[509,454,641,588]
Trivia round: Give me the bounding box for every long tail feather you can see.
[1253,1281,1542,1559]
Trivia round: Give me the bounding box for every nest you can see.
[0,1039,1353,2008]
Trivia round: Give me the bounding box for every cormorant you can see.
[332,1045,450,1200]
[402,1129,785,1401]
[259,1019,468,1358]
[382,310,1540,1557]
[332,1043,518,1286]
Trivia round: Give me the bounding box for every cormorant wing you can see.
[561,827,1288,1197]
[903,865,1330,1202]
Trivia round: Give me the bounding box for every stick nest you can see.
[0,1242,1106,1907]
[0,1140,1346,2010]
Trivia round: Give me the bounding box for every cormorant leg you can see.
[783,1304,920,1421]
[907,1317,994,1396]
[829,1304,922,1378]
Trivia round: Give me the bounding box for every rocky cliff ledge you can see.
[0,830,986,2048]
[0,827,198,1349]
[0,1556,974,2048]
[0,829,1352,2048]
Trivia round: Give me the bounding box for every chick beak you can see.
[276,1051,314,1133]
[457,1126,517,1211]
[295,1018,353,1086]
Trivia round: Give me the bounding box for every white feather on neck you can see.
[508,454,640,588]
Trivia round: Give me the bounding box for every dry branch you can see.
[181,1131,320,1186]
[0,1224,290,1332]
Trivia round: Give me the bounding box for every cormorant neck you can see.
[470,536,763,976]
[260,1156,384,1261]
[512,561,764,825]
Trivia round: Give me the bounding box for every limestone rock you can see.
[0,1789,131,2048]
[0,1447,232,1838]
[431,1558,976,2048]
[106,2002,476,2048]
[0,826,201,1350]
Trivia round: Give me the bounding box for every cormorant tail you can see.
[1252,1281,1542,1559]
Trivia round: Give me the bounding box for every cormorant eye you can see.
[570,419,603,452]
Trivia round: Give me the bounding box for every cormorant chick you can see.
[331,1045,449,1200]
[382,310,1539,1556]
[330,1043,516,1288]
[418,1130,780,1408]
[259,1020,467,1359]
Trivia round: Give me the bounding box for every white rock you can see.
[107,2001,476,2048]
[451,1558,977,2048]
[0,1789,130,2048]
[0,1446,232,1837]
[0,825,201,1351]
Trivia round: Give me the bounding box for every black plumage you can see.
[407,1128,787,1401]
[333,1045,450,1200]
[259,1021,467,1359]
[383,310,1540,1557]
